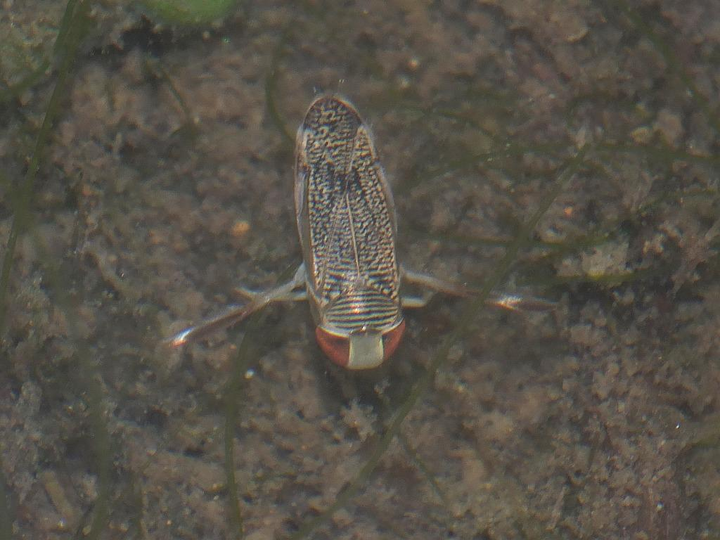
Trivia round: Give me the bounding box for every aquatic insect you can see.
[169,96,546,369]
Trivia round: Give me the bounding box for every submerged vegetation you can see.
[141,0,239,26]
[0,0,719,538]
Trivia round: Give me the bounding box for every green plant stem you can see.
[223,315,264,539]
[0,2,109,539]
[265,28,294,146]
[0,0,88,341]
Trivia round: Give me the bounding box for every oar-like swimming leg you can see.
[400,266,555,312]
[167,264,307,347]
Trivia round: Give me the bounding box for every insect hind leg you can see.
[167,264,307,347]
[234,286,307,303]
[400,265,556,312]
[401,266,472,298]
[401,290,436,309]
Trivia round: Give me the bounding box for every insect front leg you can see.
[167,264,307,347]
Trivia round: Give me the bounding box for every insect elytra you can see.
[168,95,552,369]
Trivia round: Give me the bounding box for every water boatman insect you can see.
[169,96,550,369]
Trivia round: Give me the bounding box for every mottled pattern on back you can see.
[297,97,399,313]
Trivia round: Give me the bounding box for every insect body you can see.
[169,96,548,368]
[295,96,404,368]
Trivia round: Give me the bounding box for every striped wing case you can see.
[294,96,403,354]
